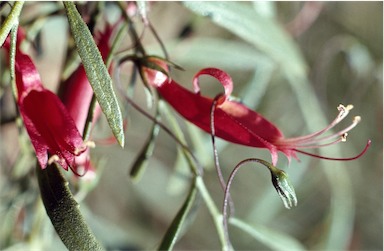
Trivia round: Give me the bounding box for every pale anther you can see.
[341,133,348,142]
[338,104,353,112]
[48,155,60,164]
[74,141,95,155]
[85,140,96,148]
[346,104,354,110]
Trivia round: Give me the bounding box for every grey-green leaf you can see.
[130,120,160,181]
[158,179,197,251]
[182,1,307,77]
[0,1,24,47]
[63,1,124,147]
[36,163,105,251]
[229,217,306,251]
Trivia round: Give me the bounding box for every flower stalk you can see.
[222,158,297,248]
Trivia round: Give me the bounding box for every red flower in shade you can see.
[141,58,370,166]
[60,24,116,133]
[3,32,89,172]
[59,23,118,175]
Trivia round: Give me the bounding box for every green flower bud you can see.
[270,169,297,209]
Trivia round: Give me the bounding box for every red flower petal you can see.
[20,89,86,169]
[3,27,88,172]
[60,66,97,135]
[58,23,119,174]
[14,53,43,98]
[144,63,286,165]
[143,60,368,165]
[60,24,116,134]
[193,68,233,104]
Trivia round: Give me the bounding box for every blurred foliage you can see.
[0,2,382,250]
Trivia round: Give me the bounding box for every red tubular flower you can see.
[60,24,116,133]
[59,23,118,175]
[142,58,370,166]
[3,31,89,172]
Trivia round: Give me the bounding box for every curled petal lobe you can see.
[193,68,233,104]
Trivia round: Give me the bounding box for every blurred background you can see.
[1,2,382,250]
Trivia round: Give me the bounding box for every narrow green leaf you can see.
[183,1,306,77]
[0,1,24,47]
[130,118,160,181]
[63,1,124,147]
[158,179,198,251]
[240,61,274,109]
[170,37,270,70]
[229,217,306,251]
[36,163,104,251]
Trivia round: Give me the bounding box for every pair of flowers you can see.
[3,25,369,176]
[2,24,115,175]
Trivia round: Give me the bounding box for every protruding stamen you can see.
[278,105,361,149]
[280,104,353,145]
[337,104,353,120]
[306,116,361,145]
[338,104,353,112]
[293,135,345,149]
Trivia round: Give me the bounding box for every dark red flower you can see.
[3,30,89,172]
[60,24,116,133]
[59,23,118,175]
[141,58,370,166]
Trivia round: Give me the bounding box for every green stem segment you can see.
[195,177,232,251]
[0,1,24,46]
[36,163,104,251]
[222,158,297,248]
[158,178,198,251]
[9,23,18,100]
